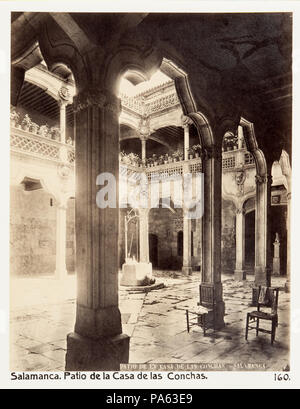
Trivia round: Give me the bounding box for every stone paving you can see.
[10,273,290,371]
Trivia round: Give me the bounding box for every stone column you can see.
[58,86,71,144]
[285,192,291,292]
[236,125,245,167]
[234,207,246,280]
[272,233,281,276]
[183,124,189,161]
[59,101,67,144]
[141,137,147,164]
[182,210,192,275]
[65,88,129,371]
[54,202,68,279]
[254,174,273,287]
[139,208,149,263]
[200,146,225,329]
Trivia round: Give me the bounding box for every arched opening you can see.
[245,210,255,271]
[244,197,256,274]
[177,231,183,257]
[149,233,158,268]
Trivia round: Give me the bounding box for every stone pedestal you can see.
[66,332,130,371]
[121,262,152,286]
[234,269,246,281]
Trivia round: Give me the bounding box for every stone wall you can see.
[10,185,75,276]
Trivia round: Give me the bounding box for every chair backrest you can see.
[255,286,279,314]
[199,284,215,308]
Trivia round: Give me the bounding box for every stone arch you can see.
[240,117,267,177]
[38,25,86,91]
[106,47,216,149]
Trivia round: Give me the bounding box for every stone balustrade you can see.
[120,91,180,116]
[10,125,75,164]
[11,120,253,173]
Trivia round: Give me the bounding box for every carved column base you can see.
[255,266,271,287]
[234,269,246,281]
[65,332,130,371]
[182,266,192,276]
[75,305,122,340]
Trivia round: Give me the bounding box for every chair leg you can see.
[256,318,259,337]
[271,319,276,345]
[186,310,190,333]
[245,313,249,340]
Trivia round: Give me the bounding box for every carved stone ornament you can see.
[236,207,246,215]
[58,163,71,179]
[181,114,193,128]
[139,115,151,138]
[58,86,70,101]
[73,88,121,115]
[255,175,272,185]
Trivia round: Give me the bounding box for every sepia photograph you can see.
[1,1,299,390]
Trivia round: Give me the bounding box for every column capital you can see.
[74,87,121,116]
[58,86,72,106]
[139,134,149,142]
[255,174,272,185]
[181,114,193,128]
[236,207,246,215]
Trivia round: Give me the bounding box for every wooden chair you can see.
[186,285,215,336]
[245,286,279,345]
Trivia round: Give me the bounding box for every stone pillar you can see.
[54,202,68,279]
[285,192,291,292]
[59,101,67,144]
[183,124,189,161]
[182,210,192,275]
[279,151,291,292]
[58,86,71,144]
[234,207,246,280]
[236,126,245,167]
[141,137,147,164]
[139,208,149,263]
[200,146,225,329]
[65,88,129,371]
[255,174,273,287]
[272,233,281,276]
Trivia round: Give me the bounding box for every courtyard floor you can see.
[10,273,290,372]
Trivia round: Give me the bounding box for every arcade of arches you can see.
[10,12,292,371]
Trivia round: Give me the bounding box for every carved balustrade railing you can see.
[120,92,180,116]
[10,126,75,165]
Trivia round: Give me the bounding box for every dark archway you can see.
[149,233,158,268]
[245,210,255,273]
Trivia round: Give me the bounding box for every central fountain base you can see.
[121,262,153,286]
